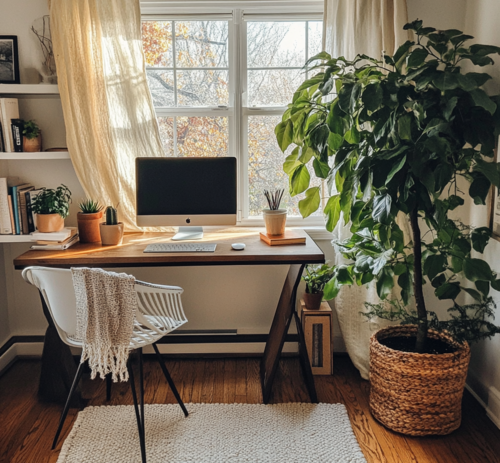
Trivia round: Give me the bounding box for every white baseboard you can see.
[486,387,500,429]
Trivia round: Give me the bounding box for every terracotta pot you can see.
[23,133,42,152]
[77,211,103,243]
[370,325,470,436]
[303,291,323,310]
[35,213,64,233]
[99,222,124,246]
[262,209,287,235]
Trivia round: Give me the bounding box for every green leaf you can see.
[328,133,344,151]
[336,267,354,285]
[376,268,394,300]
[323,276,341,300]
[476,280,490,297]
[492,279,500,291]
[433,72,459,91]
[394,262,407,276]
[344,127,360,144]
[469,176,491,205]
[471,88,497,115]
[471,227,492,253]
[372,194,392,225]
[386,155,407,184]
[398,115,412,141]
[275,120,293,152]
[313,158,330,179]
[407,48,429,68]
[451,256,463,273]
[362,83,383,111]
[298,146,315,164]
[283,149,301,174]
[463,258,493,282]
[462,287,482,301]
[290,165,310,196]
[423,254,446,280]
[324,195,341,232]
[295,74,325,93]
[435,282,461,300]
[298,187,321,218]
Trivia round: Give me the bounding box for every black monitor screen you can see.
[136,157,237,215]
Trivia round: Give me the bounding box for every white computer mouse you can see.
[231,243,246,251]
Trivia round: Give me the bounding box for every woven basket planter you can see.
[369,325,470,436]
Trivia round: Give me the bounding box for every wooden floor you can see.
[1,356,500,463]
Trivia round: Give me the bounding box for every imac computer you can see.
[136,157,237,241]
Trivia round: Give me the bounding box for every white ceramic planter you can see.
[262,209,287,235]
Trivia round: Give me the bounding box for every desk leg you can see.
[38,295,81,404]
[260,264,317,404]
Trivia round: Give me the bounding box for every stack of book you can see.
[0,98,21,152]
[30,227,79,250]
[0,177,43,235]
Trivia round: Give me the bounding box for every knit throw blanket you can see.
[71,268,137,382]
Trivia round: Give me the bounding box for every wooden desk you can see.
[14,229,325,404]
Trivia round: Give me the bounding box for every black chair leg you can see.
[152,343,188,417]
[128,355,147,463]
[106,373,112,401]
[52,361,85,450]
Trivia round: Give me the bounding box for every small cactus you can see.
[105,206,118,225]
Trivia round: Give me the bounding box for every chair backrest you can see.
[22,267,78,343]
[22,266,188,347]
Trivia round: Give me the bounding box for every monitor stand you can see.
[172,226,203,241]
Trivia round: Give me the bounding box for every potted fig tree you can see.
[77,198,103,243]
[32,185,72,232]
[277,20,500,435]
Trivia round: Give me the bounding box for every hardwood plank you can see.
[2,357,500,463]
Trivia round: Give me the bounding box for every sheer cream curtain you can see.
[49,0,165,231]
[323,0,410,379]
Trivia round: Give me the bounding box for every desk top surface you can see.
[13,228,325,269]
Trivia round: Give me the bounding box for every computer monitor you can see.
[136,157,237,240]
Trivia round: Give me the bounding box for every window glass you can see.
[176,116,228,157]
[248,115,321,217]
[248,69,302,107]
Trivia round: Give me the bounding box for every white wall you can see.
[407,0,466,30]
[462,0,500,417]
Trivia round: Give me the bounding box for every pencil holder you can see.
[263,209,287,235]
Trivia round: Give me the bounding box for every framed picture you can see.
[490,137,500,241]
[0,36,20,84]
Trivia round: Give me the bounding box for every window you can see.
[142,12,323,224]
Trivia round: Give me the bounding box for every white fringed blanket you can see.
[72,268,137,382]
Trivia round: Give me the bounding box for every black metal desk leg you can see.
[37,294,81,404]
[260,263,317,404]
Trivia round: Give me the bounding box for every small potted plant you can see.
[22,120,42,152]
[77,198,103,243]
[262,189,286,235]
[32,185,71,232]
[99,204,124,246]
[302,263,335,310]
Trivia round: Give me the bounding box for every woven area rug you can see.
[57,403,366,463]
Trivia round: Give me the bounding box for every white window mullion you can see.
[239,14,250,220]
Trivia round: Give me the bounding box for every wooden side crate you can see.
[300,300,333,375]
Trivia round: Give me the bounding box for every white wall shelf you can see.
[0,84,59,95]
[0,235,32,243]
[0,151,70,160]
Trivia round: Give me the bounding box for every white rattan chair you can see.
[22,266,189,463]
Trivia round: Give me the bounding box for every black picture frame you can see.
[0,36,20,84]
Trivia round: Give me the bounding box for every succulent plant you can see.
[79,198,103,214]
[105,204,119,225]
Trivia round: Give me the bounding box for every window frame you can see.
[141,8,325,227]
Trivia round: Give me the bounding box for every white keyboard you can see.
[144,243,217,253]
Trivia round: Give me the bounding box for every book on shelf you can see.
[31,227,74,242]
[31,233,79,251]
[9,182,31,235]
[0,122,5,152]
[0,99,19,153]
[259,230,307,246]
[7,195,15,233]
[11,119,23,152]
[35,227,77,244]
[18,184,34,234]
[0,178,12,234]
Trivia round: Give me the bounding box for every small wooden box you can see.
[300,300,333,375]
